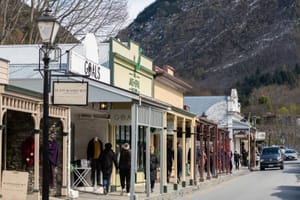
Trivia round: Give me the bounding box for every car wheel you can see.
[280,165,284,170]
[260,167,265,171]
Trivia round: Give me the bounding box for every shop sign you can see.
[110,109,131,125]
[2,170,28,200]
[256,131,266,141]
[111,39,153,97]
[52,81,88,105]
[68,51,110,83]
[129,72,140,93]
[234,133,247,139]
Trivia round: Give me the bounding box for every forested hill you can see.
[118,0,300,98]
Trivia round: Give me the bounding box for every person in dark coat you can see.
[167,142,173,183]
[87,137,103,186]
[177,142,182,183]
[150,146,159,192]
[234,150,241,170]
[210,148,214,176]
[101,143,118,194]
[119,143,131,195]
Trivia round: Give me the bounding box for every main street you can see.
[179,160,300,200]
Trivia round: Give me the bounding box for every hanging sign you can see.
[52,81,88,105]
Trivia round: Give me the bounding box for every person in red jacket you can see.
[22,136,34,169]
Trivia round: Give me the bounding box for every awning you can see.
[10,76,139,103]
[232,119,251,130]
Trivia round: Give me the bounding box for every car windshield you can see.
[262,148,279,154]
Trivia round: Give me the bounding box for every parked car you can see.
[284,149,298,161]
[260,146,284,170]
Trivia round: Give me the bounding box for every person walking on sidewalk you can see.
[119,143,131,195]
[167,142,173,183]
[150,146,159,193]
[234,150,241,170]
[177,142,182,183]
[100,143,118,194]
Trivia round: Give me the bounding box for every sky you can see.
[127,0,155,23]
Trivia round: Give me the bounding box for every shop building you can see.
[184,89,255,168]
[0,58,70,199]
[0,35,200,199]
[0,36,167,198]
[108,38,170,197]
[152,65,196,192]
[195,117,229,182]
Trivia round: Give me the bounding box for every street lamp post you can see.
[37,9,60,200]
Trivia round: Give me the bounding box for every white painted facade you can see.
[184,89,251,153]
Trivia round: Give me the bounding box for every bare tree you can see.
[0,0,26,44]
[0,0,129,44]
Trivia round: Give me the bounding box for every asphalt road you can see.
[178,160,300,200]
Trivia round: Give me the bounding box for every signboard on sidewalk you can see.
[2,170,28,200]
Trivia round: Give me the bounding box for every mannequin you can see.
[48,127,59,188]
[87,137,103,186]
[21,135,34,169]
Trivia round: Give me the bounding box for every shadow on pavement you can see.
[271,185,300,200]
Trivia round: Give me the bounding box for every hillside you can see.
[118,0,300,96]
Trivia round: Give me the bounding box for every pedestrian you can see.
[210,148,214,176]
[234,150,241,170]
[150,146,159,192]
[202,148,207,170]
[119,143,131,196]
[229,151,233,173]
[167,141,173,183]
[177,142,182,183]
[196,146,201,175]
[100,143,118,194]
[242,149,248,166]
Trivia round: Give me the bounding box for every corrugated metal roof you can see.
[1,42,109,80]
[232,119,251,130]
[184,96,227,116]
[9,63,68,79]
[0,43,110,68]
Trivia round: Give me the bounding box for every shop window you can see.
[186,127,191,138]
[116,126,131,144]
[177,127,182,138]
[115,125,146,172]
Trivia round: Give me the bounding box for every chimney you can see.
[163,65,175,76]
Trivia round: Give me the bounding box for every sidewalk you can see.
[27,167,250,200]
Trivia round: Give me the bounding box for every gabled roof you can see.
[232,119,251,130]
[184,96,227,116]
